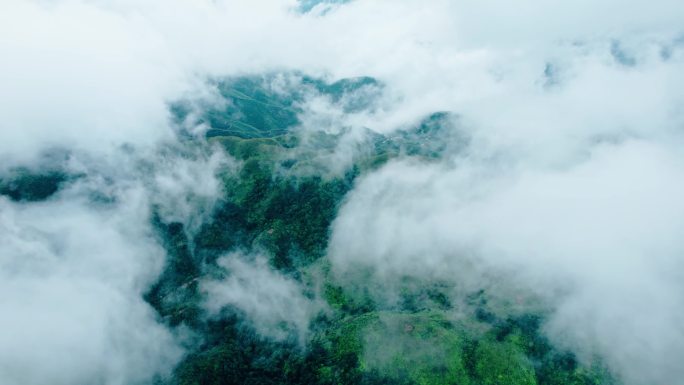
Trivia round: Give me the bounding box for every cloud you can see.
[330,143,684,385]
[0,0,683,384]
[201,253,321,342]
[0,139,233,384]
[0,179,183,385]
[327,41,684,385]
[0,0,182,163]
[149,146,235,232]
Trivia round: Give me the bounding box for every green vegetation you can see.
[0,168,69,202]
[355,311,471,385]
[172,73,382,141]
[472,336,536,385]
[188,133,357,269]
[141,74,619,385]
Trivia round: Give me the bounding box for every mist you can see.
[1,0,683,384]
[202,253,322,342]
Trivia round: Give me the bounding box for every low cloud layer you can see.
[328,35,684,385]
[0,175,181,385]
[202,254,321,342]
[1,0,683,384]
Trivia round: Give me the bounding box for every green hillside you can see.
[136,74,619,385]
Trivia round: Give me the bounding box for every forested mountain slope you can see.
[139,74,616,385]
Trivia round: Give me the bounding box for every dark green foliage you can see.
[172,73,383,141]
[193,201,246,254]
[372,112,467,162]
[323,283,375,315]
[204,77,300,139]
[172,75,299,140]
[0,168,68,202]
[303,76,382,113]
[152,74,618,385]
[398,280,454,313]
[145,214,203,327]
[201,156,355,270]
[470,314,615,385]
[472,337,537,385]
[537,354,616,385]
[175,315,308,385]
[173,312,406,385]
[255,174,353,267]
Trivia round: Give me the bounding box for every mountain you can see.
[139,74,616,385]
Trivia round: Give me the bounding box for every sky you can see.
[1,1,683,384]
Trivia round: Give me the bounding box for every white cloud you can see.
[1,0,683,383]
[0,183,182,385]
[202,254,321,342]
